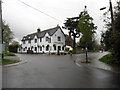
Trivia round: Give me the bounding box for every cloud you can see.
[2,0,116,43]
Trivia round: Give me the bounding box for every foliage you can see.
[101,0,120,64]
[2,21,14,46]
[63,9,82,53]
[9,41,20,53]
[78,7,97,50]
[63,6,97,51]
[100,29,113,50]
[99,54,118,64]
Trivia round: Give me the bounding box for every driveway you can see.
[3,54,120,88]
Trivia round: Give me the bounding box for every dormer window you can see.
[46,37,51,43]
[28,40,31,43]
[46,37,49,41]
[58,36,61,41]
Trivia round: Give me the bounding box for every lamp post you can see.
[100,0,114,31]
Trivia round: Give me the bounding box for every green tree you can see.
[112,1,120,64]
[101,0,120,64]
[2,21,14,49]
[63,12,82,53]
[78,7,97,50]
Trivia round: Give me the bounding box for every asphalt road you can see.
[3,54,120,88]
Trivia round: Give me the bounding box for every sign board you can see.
[0,44,5,54]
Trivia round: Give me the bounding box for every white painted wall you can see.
[18,28,65,54]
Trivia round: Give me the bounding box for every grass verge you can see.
[4,52,16,56]
[0,58,20,65]
[99,54,115,64]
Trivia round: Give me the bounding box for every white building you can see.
[18,26,66,54]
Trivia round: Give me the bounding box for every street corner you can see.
[3,56,28,67]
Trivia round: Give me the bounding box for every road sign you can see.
[0,44,5,54]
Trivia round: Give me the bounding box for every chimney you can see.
[37,28,41,33]
[57,24,59,27]
[69,31,71,38]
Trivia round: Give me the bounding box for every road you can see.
[3,53,120,88]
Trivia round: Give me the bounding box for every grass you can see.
[99,54,115,64]
[0,58,20,65]
[4,52,16,56]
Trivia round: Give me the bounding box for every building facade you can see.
[18,26,66,54]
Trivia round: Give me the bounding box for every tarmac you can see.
[2,53,119,88]
[2,52,120,73]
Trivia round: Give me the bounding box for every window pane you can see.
[58,36,61,41]
[40,38,42,42]
[35,39,37,43]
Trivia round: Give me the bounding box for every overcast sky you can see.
[2,0,116,43]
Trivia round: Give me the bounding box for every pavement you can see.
[2,53,120,88]
[75,52,120,73]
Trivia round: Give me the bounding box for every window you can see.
[40,46,42,51]
[28,47,30,50]
[25,47,27,49]
[46,37,51,43]
[46,37,48,41]
[19,48,21,51]
[40,38,42,42]
[48,38,51,43]
[23,48,25,51]
[35,39,37,43]
[28,40,31,43]
[23,41,25,44]
[35,47,37,51]
[58,46,61,51]
[53,44,56,50]
[31,46,33,50]
[58,36,61,41]
[62,46,64,50]
[46,45,49,51]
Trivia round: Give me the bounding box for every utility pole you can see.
[0,0,4,59]
[100,0,114,31]
[109,0,114,32]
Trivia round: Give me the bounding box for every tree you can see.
[63,12,82,53]
[112,0,120,64]
[78,6,97,50]
[2,21,14,49]
[9,41,20,53]
[101,0,120,64]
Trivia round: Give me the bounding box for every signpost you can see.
[0,0,4,59]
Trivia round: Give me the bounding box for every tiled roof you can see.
[21,26,62,41]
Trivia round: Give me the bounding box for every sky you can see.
[2,0,117,43]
